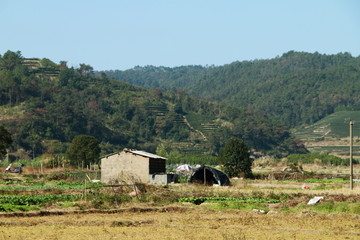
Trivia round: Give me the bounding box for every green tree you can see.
[174,102,184,114]
[0,50,22,70]
[78,64,94,77]
[66,135,100,168]
[0,125,12,159]
[155,143,169,158]
[217,137,253,178]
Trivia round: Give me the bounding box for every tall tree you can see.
[218,137,253,178]
[66,135,100,168]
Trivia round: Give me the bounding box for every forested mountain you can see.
[0,50,306,160]
[103,51,360,128]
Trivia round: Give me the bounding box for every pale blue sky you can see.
[1,0,359,70]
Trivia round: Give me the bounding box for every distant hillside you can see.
[0,50,307,159]
[292,111,360,158]
[293,111,360,140]
[103,51,360,128]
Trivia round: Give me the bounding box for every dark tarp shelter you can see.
[189,166,230,186]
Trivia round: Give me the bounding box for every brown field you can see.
[1,164,360,240]
[1,206,360,240]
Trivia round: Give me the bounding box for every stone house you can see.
[101,149,176,184]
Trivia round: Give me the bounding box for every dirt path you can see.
[183,115,207,141]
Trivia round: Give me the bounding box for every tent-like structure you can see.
[175,164,194,172]
[189,166,230,186]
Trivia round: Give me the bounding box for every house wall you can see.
[101,151,150,183]
[148,173,178,184]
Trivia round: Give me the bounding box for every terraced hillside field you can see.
[292,111,360,158]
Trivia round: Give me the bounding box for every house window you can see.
[149,158,165,174]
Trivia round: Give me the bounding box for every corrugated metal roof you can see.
[102,152,119,158]
[125,149,167,160]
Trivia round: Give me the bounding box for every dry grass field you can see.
[0,182,360,239]
[1,207,360,240]
[1,165,360,240]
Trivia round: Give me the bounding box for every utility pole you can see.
[350,120,354,190]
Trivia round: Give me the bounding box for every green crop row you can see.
[0,203,39,212]
[304,178,347,183]
[0,181,103,191]
[0,194,82,206]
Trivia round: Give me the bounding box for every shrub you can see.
[286,153,353,166]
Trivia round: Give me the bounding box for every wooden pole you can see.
[84,178,87,201]
[350,121,354,190]
[204,168,206,185]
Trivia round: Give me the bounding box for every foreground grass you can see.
[0,175,360,239]
[295,202,360,215]
[0,209,359,240]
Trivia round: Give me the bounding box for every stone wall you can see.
[101,151,149,183]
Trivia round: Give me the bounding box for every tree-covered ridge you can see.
[0,50,306,160]
[103,51,360,128]
[103,65,207,90]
